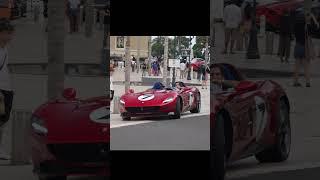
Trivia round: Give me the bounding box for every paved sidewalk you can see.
[9,11,104,64]
[214,22,320,77]
[112,67,210,85]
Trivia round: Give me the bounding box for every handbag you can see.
[305,24,316,61]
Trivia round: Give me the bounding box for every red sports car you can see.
[256,0,303,31]
[30,88,109,180]
[190,58,206,71]
[211,63,291,179]
[119,81,201,120]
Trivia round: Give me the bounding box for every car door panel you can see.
[225,90,258,161]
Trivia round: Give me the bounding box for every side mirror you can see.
[235,81,257,92]
[62,88,77,100]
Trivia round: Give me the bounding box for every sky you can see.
[151,36,196,46]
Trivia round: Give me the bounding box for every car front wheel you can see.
[255,98,291,163]
[212,113,226,180]
[170,98,181,119]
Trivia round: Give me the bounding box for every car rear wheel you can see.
[39,176,67,180]
[255,98,291,163]
[170,98,181,119]
[190,93,201,113]
[212,113,226,180]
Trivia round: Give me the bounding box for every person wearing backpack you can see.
[0,19,14,160]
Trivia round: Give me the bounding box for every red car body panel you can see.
[211,63,289,162]
[191,58,206,71]
[120,84,200,118]
[256,0,303,29]
[31,95,109,177]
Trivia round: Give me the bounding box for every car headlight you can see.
[31,116,48,135]
[120,99,125,105]
[163,97,174,104]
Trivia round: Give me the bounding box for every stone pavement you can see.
[213,22,320,77]
[8,10,104,64]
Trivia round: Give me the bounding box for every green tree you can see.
[151,41,164,57]
[192,36,207,59]
[152,36,194,59]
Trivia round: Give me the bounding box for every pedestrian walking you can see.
[179,60,186,79]
[158,60,162,76]
[201,64,209,89]
[131,56,136,72]
[222,0,242,54]
[110,63,114,100]
[141,61,147,77]
[242,1,252,50]
[278,9,294,63]
[67,0,81,33]
[0,19,14,159]
[293,12,318,87]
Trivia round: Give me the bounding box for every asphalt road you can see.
[0,164,106,180]
[229,167,320,180]
[111,115,210,150]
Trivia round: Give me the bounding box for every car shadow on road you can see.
[128,113,194,121]
[69,176,107,180]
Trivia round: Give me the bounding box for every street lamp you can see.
[172,36,177,87]
[187,36,194,80]
[246,0,260,59]
[102,5,110,75]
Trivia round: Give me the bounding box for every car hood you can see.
[33,96,109,143]
[121,89,178,107]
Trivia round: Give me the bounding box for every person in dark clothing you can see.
[43,0,48,32]
[278,9,294,63]
[293,12,318,87]
[141,61,147,77]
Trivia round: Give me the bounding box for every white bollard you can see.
[259,15,266,38]
[265,31,274,55]
[11,110,32,165]
[113,96,120,114]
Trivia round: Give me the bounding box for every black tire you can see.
[170,98,181,119]
[190,93,201,113]
[212,113,226,180]
[121,114,131,121]
[39,176,67,180]
[255,98,291,163]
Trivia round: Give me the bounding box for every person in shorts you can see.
[0,19,14,159]
[222,0,242,54]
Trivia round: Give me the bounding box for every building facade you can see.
[110,36,149,61]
